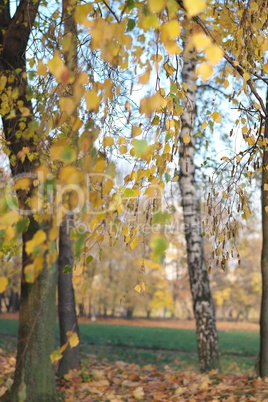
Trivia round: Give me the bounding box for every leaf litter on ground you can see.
[1,348,268,401]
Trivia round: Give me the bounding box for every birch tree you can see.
[179,52,220,372]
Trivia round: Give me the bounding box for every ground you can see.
[1,313,259,332]
[0,315,265,401]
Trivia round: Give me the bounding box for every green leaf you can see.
[16,218,29,234]
[127,0,135,10]
[86,255,93,264]
[165,173,171,183]
[0,229,6,238]
[150,235,169,263]
[61,146,77,162]
[127,19,136,31]
[152,212,172,225]
[133,139,148,157]
[63,265,72,274]
[123,188,134,198]
[74,232,85,258]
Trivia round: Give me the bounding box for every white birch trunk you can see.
[179,54,221,372]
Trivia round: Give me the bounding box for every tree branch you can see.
[102,0,120,23]
[176,0,268,117]
[0,1,11,27]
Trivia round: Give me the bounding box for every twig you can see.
[176,0,268,117]
[102,0,120,23]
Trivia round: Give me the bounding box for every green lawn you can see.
[0,319,259,373]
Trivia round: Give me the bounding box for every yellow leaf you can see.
[196,62,213,82]
[122,226,130,236]
[164,40,182,55]
[60,342,68,354]
[132,126,142,137]
[133,386,145,400]
[211,111,222,123]
[36,164,51,182]
[138,70,150,84]
[0,277,8,293]
[141,282,146,291]
[242,206,251,219]
[130,236,139,250]
[59,97,76,116]
[48,51,69,83]
[37,61,47,77]
[148,0,165,13]
[72,276,82,285]
[264,184,268,191]
[160,20,181,41]
[265,206,268,214]
[117,136,126,145]
[184,0,206,17]
[192,33,211,51]
[94,158,106,173]
[218,234,224,242]
[26,230,46,255]
[243,72,251,81]
[140,93,167,116]
[103,136,114,147]
[74,4,93,26]
[50,139,77,163]
[119,145,127,154]
[85,90,100,112]
[163,144,171,154]
[183,134,191,143]
[50,350,62,363]
[134,284,141,293]
[59,166,82,184]
[68,332,79,348]
[205,45,223,65]
[13,177,31,191]
[24,264,35,283]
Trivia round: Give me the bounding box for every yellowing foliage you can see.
[184,0,206,17]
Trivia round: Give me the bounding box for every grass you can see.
[0,318,259,373]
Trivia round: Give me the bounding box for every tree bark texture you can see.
[57,0,80,376]
[179,54,221,372]
[0,1,58,400]
[260,88,268,377]
[58,217,80,376]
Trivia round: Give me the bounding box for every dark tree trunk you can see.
[58,217,80,377]
[7,290,20,313]
[9,220,58,401]
[0,2,58,400]
[126,307,134,319]
[57,0,80,376]
[260,88,268,377]
[179,53,220,372]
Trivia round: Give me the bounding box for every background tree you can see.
[57,0,80,377]
[260,88,268,377]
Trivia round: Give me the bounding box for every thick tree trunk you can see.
[0,2,58,399]
[58,217,80,376]
[179,54,220,372]
[260,88,268,377]
[8,220,58,401]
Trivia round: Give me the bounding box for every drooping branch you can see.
[176,0,268,118]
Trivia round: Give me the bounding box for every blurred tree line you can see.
[0,211,261,322]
